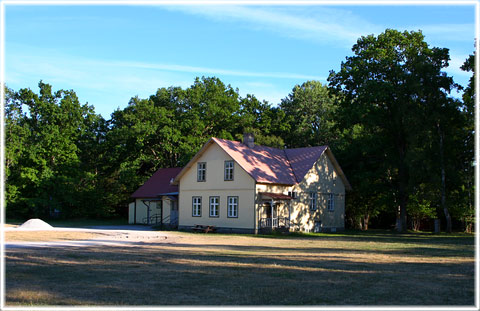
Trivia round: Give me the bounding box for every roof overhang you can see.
[259,192,292,200]
[325,148,352,191]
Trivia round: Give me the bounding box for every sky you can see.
[3,1,477,119]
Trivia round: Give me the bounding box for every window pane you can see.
[225,161,234,180]
[228,197,238,217]
[197,163,206,181]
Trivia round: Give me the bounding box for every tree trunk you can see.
[438,123,452,233]
[363,213,370,231]
[397,163,409,232]
[395,129,409,233]
[357,217,363,230]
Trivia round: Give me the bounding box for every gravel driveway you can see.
[4,225,177,249]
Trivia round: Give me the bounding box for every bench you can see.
[192,225,216,233]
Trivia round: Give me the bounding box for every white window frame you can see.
[209,196,219,217]
[227,196,238,218]
[192,196,202,217]
[197,162,206,182]
[309,192,317,211]
[224,160,234,181]
[328,193,335,211]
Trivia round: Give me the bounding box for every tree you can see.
[328,29,459,232]
[4,86,30,212]
[280,81,339,148]
[5,82,104,218]
[236,94,286,148]
[455,52,476,232]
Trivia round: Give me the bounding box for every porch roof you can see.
[259,192,292,200]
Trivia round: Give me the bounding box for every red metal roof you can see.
[213,138,327,185]
[285,146,328,183]
[131,167,182,198]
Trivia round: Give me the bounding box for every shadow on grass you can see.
[245,229,475,246]
[5,233,475,306]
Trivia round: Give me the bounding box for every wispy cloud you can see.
[415,23,476,43]
[6,44,325,86]
[165,5,474,47]
[165,5,380,47]
[5,45,316,115]
[109,60,325,81]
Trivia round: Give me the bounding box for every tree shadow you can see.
[5,238,475,306]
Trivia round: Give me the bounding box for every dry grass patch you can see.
[5,230,475,306]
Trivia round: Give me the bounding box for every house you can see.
[129,134,351,233]
[129,167,182,227]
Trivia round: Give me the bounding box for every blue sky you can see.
[3,2,477,119]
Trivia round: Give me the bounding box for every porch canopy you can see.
[259,192,292,201]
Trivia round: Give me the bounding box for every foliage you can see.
[328,29,463,232]
[4,33,475,230]
[280,81,339,148]
[5,82,107,218]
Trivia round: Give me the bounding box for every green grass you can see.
[5,230,475,306]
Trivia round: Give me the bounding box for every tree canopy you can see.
[4,30,475,233]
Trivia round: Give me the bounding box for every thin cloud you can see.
[417,23,475,42]
[165,5,474,48]
[110,60,325,80]
[165,5,380,47]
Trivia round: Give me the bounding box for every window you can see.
[328,193,335,211]
[156,200,162,209]
[227,196,238,218]
[192,196,202,217]
[197,162,206,182]
[209,196,219,217]
[309,192,317,210]
[224,160,234,181]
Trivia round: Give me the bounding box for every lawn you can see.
[4,230,475,306]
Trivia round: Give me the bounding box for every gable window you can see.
[309,192,317,211]
[209,196,219,217]
[328,193,335,211]
[197,162,206,182]
[227,196,238,218]
[224,160,234,181]
[192,196,202,217]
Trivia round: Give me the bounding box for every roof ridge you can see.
[283,148,300,183]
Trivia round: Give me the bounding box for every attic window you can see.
[224,161,234,181]
[197,162,206,182]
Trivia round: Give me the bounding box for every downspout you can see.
[134,200,137,224]
[271,198,274,230]
[147,201,150,225]
[254,183,258,234]
[160,198,163,229]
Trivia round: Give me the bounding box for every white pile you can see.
[19,218,53,229]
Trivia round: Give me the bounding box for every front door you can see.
[265,203,277,219]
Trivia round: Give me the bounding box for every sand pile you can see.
[19,218,53,229]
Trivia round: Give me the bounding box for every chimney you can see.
[243,133,255,148]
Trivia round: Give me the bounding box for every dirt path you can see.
[4,225,179,249]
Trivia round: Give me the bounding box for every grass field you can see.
[5,230,475,306]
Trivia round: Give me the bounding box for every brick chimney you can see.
[243,133,255,148]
